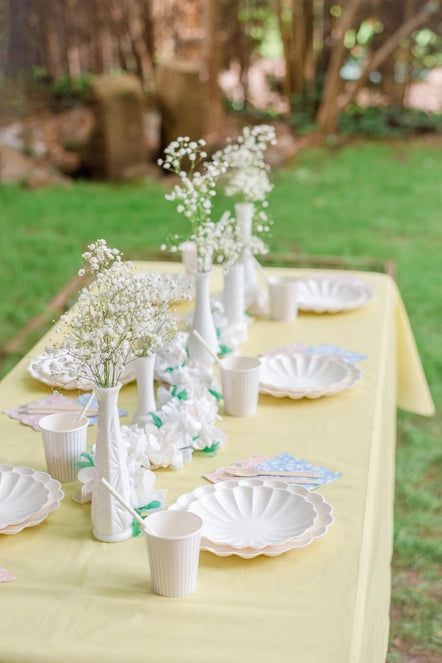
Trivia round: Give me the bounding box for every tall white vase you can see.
[223,263,245,326]
[235,202,261,309]
[91,383,133,542]
[187,271,218,370]
[132,355,156,426]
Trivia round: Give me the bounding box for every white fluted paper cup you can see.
[268,276,298,321]
[220,355,261,417]
[144,510,202,598]
[39,413,89,483]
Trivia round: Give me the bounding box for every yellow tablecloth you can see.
[0,264,434,663]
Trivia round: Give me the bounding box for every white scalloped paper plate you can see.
[187,485,316,549]
[168,478,334,557]
[0,471,50,528]
[297,277,374,313]
[0,465,63,535]
[28,352,136,391]
[259,353,361,399]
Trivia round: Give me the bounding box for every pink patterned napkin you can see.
[203,455,268,483]
[0,567,15,583]
[4,393,84,432]
[4,393,128,431]
[204,453,341,489]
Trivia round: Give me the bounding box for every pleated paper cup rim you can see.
[39,412,89,434]
[143,510,203,541]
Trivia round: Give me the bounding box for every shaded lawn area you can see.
[0,139,441,660]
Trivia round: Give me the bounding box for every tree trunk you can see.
[274,0,315,102]
[140,0,156,71]
[316,0,362,132]
[344,6,438,109]
[0,0,10,74]
[274,0,293,100]
[41,0,65,80]
[203,0,223,142]
[125,0,152,82]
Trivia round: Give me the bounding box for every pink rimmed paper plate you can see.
[169,478,334,557]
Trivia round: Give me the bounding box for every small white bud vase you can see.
[132,355,156,426]
[91,383,133,542]
[223,263,245,327]
[234,202,261,310]
[180,241,197,277]
[187,270,218,370]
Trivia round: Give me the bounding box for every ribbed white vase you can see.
[223,263,245,326]
[91,383,132,542]
[235,202,261,309]
[132,355,156,426]
[187,270,218,370]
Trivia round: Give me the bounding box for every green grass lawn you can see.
[1,139,441,659]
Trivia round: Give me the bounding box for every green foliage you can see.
[50,73,94,111]
[288,76,324,134]
[412,28,442,71]
[338,104,442,137]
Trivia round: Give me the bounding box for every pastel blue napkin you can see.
[253,453,341,489]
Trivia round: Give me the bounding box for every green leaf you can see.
[136,500,162,513]
[195,441,221,456]
[208,388,223,401]
[170,384,188,400]
[131,519,143,537]
[131,501,163,537]
[219,344,233,356]
[75,451,95,467]
[149,412,163,428]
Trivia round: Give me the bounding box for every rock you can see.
[82,74,147,181]
[0,144,70,187]
[155,59,223,148]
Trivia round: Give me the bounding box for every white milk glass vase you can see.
[223,262,245,326]
[132,355,156,426]
[234,202,261,309]
[91,383,133,542]
[187,270,218,370]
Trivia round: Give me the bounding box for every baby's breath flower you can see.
[212,212,245,270]
[212,125,276,256]
[49,239,191,388]
[159,136,226,272]
[213,124,276,203]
